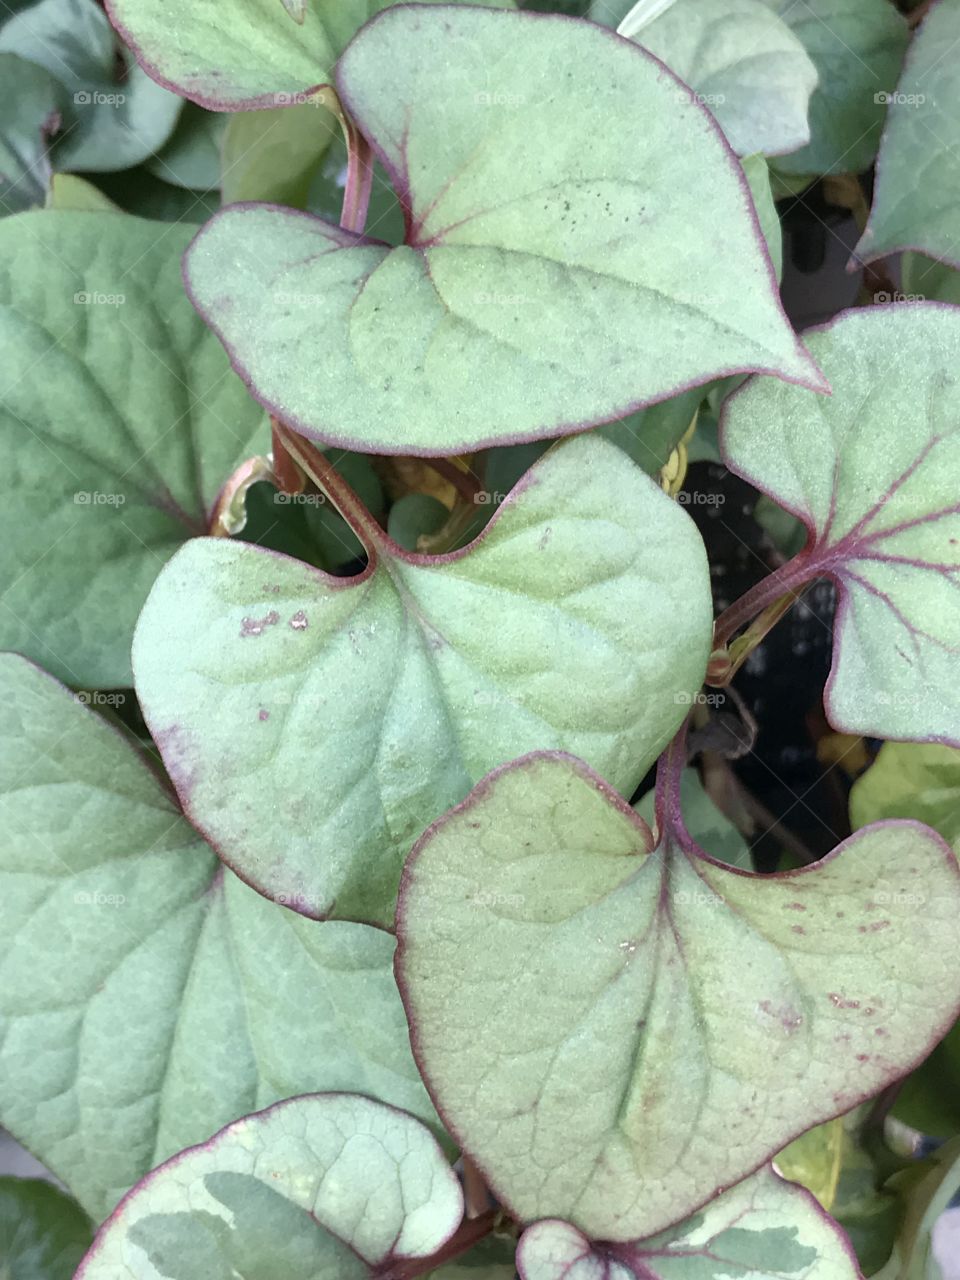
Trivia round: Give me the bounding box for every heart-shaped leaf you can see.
[0,0,182,173]
[184,6,823,456]
[761,0,908,178]
[396,750,960,1240]
[0,1178,93,1279]
[0,653,435,1222]
[0,210,267,688]
[75,1094,462,1278]
[617,0,818,158]
[133,434,712,925]
[720,304,960,746]
[856,0,960,270]
[516,1166,860,1279]
[105,0,511,111]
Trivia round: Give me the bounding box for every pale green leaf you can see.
[0,1177,93,1279]
[0,54,63,216]
[220,102,338,207]
[763,0,909,178]
[0,654,435,1222]
[0,210,267,688]
[185,6,823,455]
[617,0,818,158]
[721,304,960,745]
[856,0,960,269]
[516,1166,859,1278]
[75,1094,462,1279]
[105,0,512,111]
[133,434,713,925]
[396,751,960,1240]
[0,0,181,172]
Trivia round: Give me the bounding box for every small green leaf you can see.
[742,154,783,280]
[721,304,960,745]
[516,1166,859,1278]
[0,209,267,687]
[876,1136,960,1280]
[429,1237,518,1277]
[635,766,752,868]
[0,1178,93,1279]
[776,1109,901,1275]
[46,172,119,211]
[220,102,338,207]
[0,654,435,1222]
[851,742,960,1141]
[901,252,960,306]
[388,492,452,552]
[0,54,63,216]
[396,751,960,1240]
[105,0,512,111]
[595,386,703,474]
[851,742,960,849]
[763,0,909,178]
[75,1094,463,1278]
[146,103,226,191]
[0,0,182,172]
[185,6,823,456]
[857,0,960,269]
[617,0,817,158]
[133,434,713,925]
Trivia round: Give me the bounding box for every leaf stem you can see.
[653,718,691,845]
[341,121,374,235]
[424,456,482,506]
[377,1210,499,1279]
[275,422,386,553]
[711,550,824,660]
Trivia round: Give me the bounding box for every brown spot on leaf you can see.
[240,610,280,638]
[828,993,861,1010]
